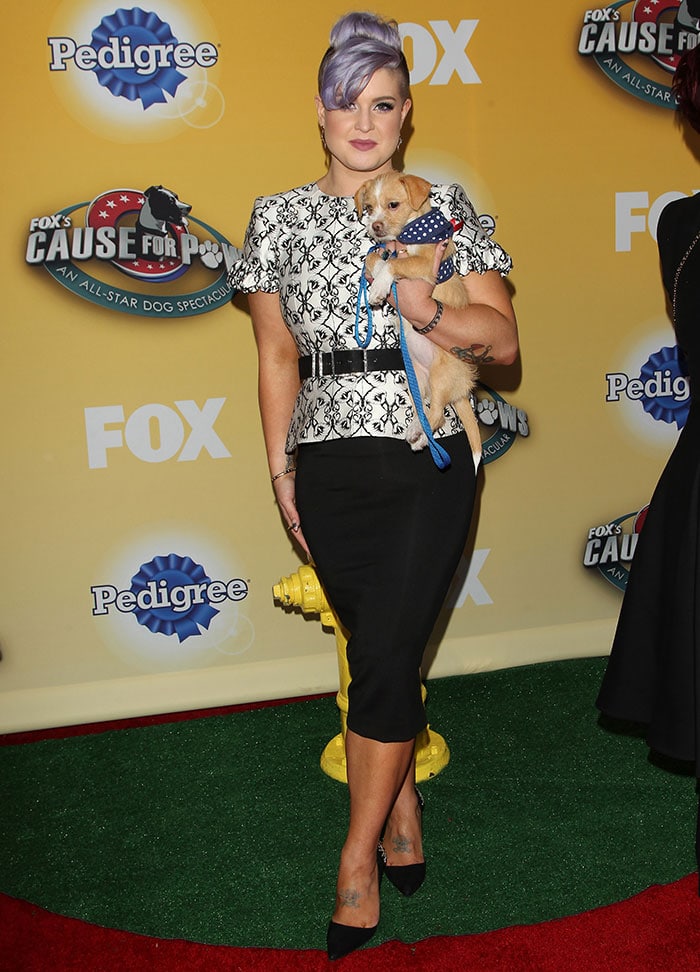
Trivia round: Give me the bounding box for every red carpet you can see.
[2,874,699,972]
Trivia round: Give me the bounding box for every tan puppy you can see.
[354,172,481,469]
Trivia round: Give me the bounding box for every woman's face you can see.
[316,68,411,179]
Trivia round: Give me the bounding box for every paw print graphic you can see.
[477,398,498,427]
[199,239,223,270]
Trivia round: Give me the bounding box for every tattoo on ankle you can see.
[450,343,494,364]
[338,888,360,909]
[392,835,412,855]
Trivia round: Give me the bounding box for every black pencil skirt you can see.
[295,433,476,743]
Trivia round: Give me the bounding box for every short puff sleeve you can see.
[436,183,512,277]
[226,196,280,293]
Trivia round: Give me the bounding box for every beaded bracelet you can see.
[413,299,443,334]
[271,467,296,483]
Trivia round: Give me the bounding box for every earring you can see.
[396,135,403,151]
[320,126,327,149]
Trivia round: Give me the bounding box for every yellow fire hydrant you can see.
[273,563,450,783]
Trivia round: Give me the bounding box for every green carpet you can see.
[0,658,696,948]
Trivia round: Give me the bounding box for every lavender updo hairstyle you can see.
[673,44,700,133]
[318,11,410,109]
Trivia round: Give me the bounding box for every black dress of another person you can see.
[596,192,700,774]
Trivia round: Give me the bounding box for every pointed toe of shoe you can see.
[383,861,426,897]
[326,919,378,960]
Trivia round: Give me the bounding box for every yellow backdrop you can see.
[2,0,696,731]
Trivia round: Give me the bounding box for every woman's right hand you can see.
[273,473,310,558]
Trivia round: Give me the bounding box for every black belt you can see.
[298,348,404,379]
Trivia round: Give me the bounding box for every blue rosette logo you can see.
[640,345,690,427]
[91,8,185,108]
[131,553,219,641]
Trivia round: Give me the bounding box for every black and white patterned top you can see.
[228,181,512,452]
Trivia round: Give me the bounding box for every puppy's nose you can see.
[371,220,385,236]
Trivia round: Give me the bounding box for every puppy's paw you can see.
[409,433,428,451]
[366,261,393,305]
[406,420,428,451]
[367,279,390,305]
[364,251,384,277]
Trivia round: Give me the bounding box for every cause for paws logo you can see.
[25,183,240,318]
[583,507,648,590]
[578,1,699,107]
[474,384,529,464]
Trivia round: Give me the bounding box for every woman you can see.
[228,12,518,959]
[596,45,700,891]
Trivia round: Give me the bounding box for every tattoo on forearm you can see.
[450,344,495,364]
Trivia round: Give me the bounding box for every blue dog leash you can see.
[354,247,379,349]
[355,243,451,470]
[393,283,451,470]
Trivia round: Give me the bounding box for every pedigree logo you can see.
[48,7,218,109]
[578,1,699,108]
[25,183,239,318]
[91,552,248,642]
[606,344,689,429]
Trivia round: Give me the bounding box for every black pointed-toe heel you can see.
[382,858,426,897]
[327,855,382,960]
[326,919,378,961]
[381,787,426,897]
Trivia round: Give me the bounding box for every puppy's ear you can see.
[354,184,368,217]
[400,175,432,211]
